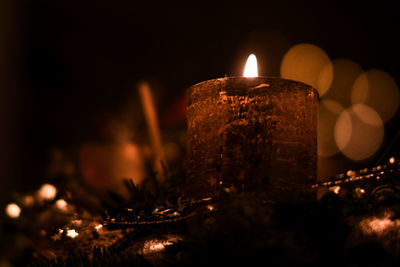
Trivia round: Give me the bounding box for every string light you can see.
[312,157,400,189]
[329,186,341,195]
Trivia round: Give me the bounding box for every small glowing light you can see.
[58,229,64,234]
[23,195,35,207]
[55,199,68,211]
[355,187,366,197]
[38,184,57,201]
[329,186,341,195]
[66,229,79,239]
[347,170,356,177]
[243,54,258,77]
[389,157,395,164]
[142,236,182,254]
[5,203,21,219]
[95,224,103,230]
[206,205,215,211]
[172,211,180,216]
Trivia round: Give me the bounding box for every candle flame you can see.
[243,54,258,77]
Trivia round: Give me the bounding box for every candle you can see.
[185,54,318,201]
[138,81,166,180]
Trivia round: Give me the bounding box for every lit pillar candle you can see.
[185,54,318,201]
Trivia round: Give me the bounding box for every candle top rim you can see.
[186,76,319,106]
[188,76,315,90]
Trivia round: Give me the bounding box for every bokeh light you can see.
[79,142,144,197]
[351,69,399,122]
[324,58,363,107]
[55,199,68,212]
[23,195,34,207]
[334,104,384,161]
[37,184,57,201]
[5,203,21,219]
[280,43,333,97]
[318,99,344,157]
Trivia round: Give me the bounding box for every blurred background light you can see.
[334,104,384,161]
[5,203,21,219]
[318,99,344,157]
[55,199,68,212]
[351,69,399,122]
[79,142,144,198]
[323,58,364,107]
[37,184,57,201]
[280,43,333,97]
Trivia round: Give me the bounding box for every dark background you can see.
[1,0,399,199]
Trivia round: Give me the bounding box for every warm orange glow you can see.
[6,203,21,219]
[318,99,344,157]
[23,195,34,207]
[335,104,384,161]
[37,184,57,201]
[281,44,333,97]
[206,204,215,211]
[329,186,341,195]
[138,81,165,180]
[55,199,68,212]
[66,229,79,239]
[142,236,183,254]
[79,142,144,198]
[351,69,399,122]
[325,58,363,107]
[243,54,258,77]
[360,212,398,234]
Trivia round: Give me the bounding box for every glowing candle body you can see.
[186,77,318,200]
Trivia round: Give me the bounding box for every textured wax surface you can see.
[186,77,318,200]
